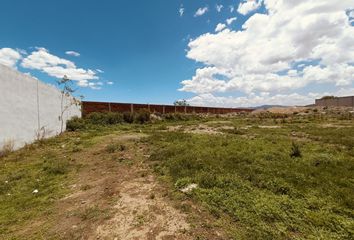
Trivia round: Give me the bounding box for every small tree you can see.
[57,75,81,134]
[174,99,190,106]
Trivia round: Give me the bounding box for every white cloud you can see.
[194,6,208,17]
[88,81,103,90]
[216,4,223,12]
[215,23,227,32]
[0,48,22,68]
[179,5,185,17]
[21,48,99,85]
[96,69,104,73]
[187,88,354,107]
[107,81,114,85]
[181,0,354,106]
[238,0,262,15]
[229,5,235,13]
[349,9,354,18]
[65,50,80,57]
[226,17,237,25]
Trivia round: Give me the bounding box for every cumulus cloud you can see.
[65,50,80,57]
[237,0,263,15]
[0,48,22,68]
[179,5,185,17]
[216,4,223,12]
[194,7,208,17]
[107,81,114,85]
[215,23,227,32]
[226,17,237,25]
[187,88,354,107]
[181,0,354,106]
[21,48,99,88]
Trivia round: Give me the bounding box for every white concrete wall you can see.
[0,64,81,150]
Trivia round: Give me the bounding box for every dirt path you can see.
[93,167,190,240]
[43,132,224,240]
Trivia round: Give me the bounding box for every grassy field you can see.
[1,111,354,239]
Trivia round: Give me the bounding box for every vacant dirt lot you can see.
[1,110,353,239]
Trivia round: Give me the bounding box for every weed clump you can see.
[0,140,14,158]
[123,112,135,123]
[290,142,302,158]
[66,117,87,131]
[106,143,126,153]
[42,154,69,175]
[134,109,151,124]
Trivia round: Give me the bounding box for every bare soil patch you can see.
[23,132,225,239]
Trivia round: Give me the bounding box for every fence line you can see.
[82,101,254,116]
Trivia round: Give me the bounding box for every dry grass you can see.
[0,140,14,158]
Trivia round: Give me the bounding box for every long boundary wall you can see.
[0,64,81,150]
[315,96,354,107]
[82,101,253,116]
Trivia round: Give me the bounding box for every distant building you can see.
[315,96,354,107]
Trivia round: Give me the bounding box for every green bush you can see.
[86,112,108,125]
[163,113,201,121]
[66,117,87,131]
[106,143,126,153]
[123,112,135,123]
[106,112,124,124]
[290,142,302,158]
[42,154,69,175]
[134,109,151,124]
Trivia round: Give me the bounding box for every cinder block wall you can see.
[82,101,254,116]
[0,64,81,150]
[315,96,354,107]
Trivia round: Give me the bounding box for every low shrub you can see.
[106,112,124,124]
[290,142,302,158]
[134,109,151,124]
[163,113,201,121]
[0,140,14,158]
[86,112,108,125]
[66,117,87,131]
[123,112,135,123]
[42,154,69,175]
[106,143,126,153]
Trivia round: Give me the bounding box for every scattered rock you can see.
[32,189,39,194]
[180,184,198,193]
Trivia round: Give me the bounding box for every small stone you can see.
[32,189,39,194]
[180,184,198,193]
[81,201,87,204]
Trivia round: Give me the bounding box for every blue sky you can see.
[1,0,354,106]
[0,0,242,103]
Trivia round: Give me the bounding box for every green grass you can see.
[147,118,354,239]
[1,112,353,239]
